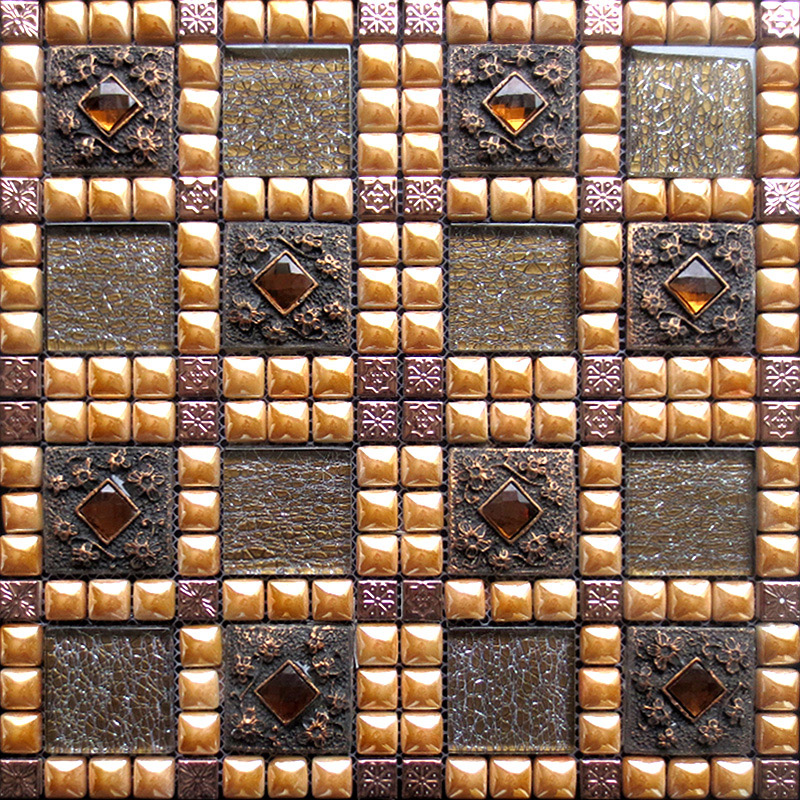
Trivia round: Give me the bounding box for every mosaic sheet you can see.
[0,1,798,799]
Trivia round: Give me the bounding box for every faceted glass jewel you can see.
[255,660,320,725]
[479,479,543,541]
[79,74,142,136]
[484,72,547,135]
[663,658,727,719]
[665,255,728,316]
[252,250,318,315]
[74,478,141,545]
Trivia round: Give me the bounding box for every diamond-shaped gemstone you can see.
[74,478,141,545]
[255,660,320,725]
[479,479,543,541]
[79,74,142,136]
[665,255,728,316]
[663,658,727,719]
[484,72,547,135]
[252,250,318,315]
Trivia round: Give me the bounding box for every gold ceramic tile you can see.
[578,133,620,176]
[711,177,753,221]
[311,178,352,221]
[624,579,667,621]
[402,222,443,266]
[490,581,533,623]
[489,401,531,443]
[222,756,265,800]
[402,88,443,132]
[668,178,712,221]
[132,580,175,622]
[0,268,42,310]
[758,91,800,134]
[177,45,220,89]
[133,177,175,221]
[580,89,622,133]
[580,45,621,89]
[446,0,489,43]
[447,177,488,221]
[223,0,265,42]
[44,177,87,221]
[623,1,668,44]
[311,579,353,621]
[267,0,309,41]
[534,401,576,443]
[222,178,266,221]
[87,579,131,622]
[490,177,533,222]
[402,267,443,309]
[624,178,667,220]
[267,758,307,799]
[177,534,220,577]
[712,581,754,622]
[179,268,219,310]
[400,445,442,488]
[534,177,578,221]
[356,534,398,577]
[757,268,800,311]
[401,133,443,175]
[446,758,488,799]
[311,0,353,42]
[178,446,221,487]
[89,0,132,43]
[46,1,89,44]
[533,579,577,621]
[579,712,621,754]
[488,758,531,798]
[446,400,488,444]
[667,1,711,43]
[45,580,87,621]
[710,1,755,44]
[491,1,533,43]
[533,0,577,43]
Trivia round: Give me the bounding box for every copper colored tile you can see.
[402,581,443,621]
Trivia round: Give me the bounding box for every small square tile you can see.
[581,401,622,442]
[357,580,398,621]
[401,759,442,799]
[581,580,622,621]
[357,357,398,398]
[358,401,399,443]
[178,356,218,398]
[580,759,621,800]
[359,0,398,39]
[357,759,397,798]
[178,177,218,220]
[758,581,800,621]
[223,222,351,353]
[760,1,800,42]
[758,758,799,799]
[402,401,443,442]
[402,580,443,621]
[178,400,218,442]
[403,177,444,219]
[178,580,219,620]
[405,358,444,398]
[404,0,442,39]
[582,356,623,398]
[759,357,800,398]
[223,623,354,754]
[176,758,218,800]
[0,402,39,442]
[358,177,397,219]
[448,447,576,576]
[0,179,39,220]
[625,626,754,754]
[627,222,755,353]
[0,758,40,799]
[759,178,800,219]
[46,46,174,175]
[448,44,577,173]
[761,402,800,442]
[0,581,40,621]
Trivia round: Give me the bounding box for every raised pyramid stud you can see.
[478,478,543,542]
[663,657,727,720]
[78,74,143,136]
[74,477,141,545]
[665,254,729,317]
[252,250,319,316]
[483,72,548,136]
[255,659,320,725]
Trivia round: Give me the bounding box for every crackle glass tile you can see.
[448,627,575,753]
[46,225,174,353]
[222,46,352,177]
[626,449,755,577]
[627,46,756,178]
[449,224,576,353]
[44,627,175,754]
[222,449,352,575]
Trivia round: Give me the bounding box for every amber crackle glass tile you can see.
[627,46,756,178]
[448,627,575,753]
[44,627,174,754]
[222,448,351,575]
[222,45,351,177]
[626,449,755,577]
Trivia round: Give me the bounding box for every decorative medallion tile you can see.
[223,222,351,353]
[222,46,352,177]
[448,627,575,752]
[44,627,175,754]
[449,224,576,352]
[625,627,755,755]
[627,222,755,352]
[448,448,576,576]
[448,44,577,173]
[222,449,351,575]
[223,623,354,754]
[626,449,755,577]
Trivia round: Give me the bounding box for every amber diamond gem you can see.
[484,72,547,135]
[252,250,318,315]
[79,74,142,136]
[255,660,320,725]
[663,658,727,719]
[74,478,141,545]
[479,479,543,541]
[665,254,728,316]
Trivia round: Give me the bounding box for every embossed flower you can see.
[130,56,170,96]
[460,109,485,135]
[532,124,568,163]
[697,718,725,745]
[658,232,683,262]
[55,108,80,135]
[126,126,163,165]
[229,298,266,333]
[715,236,748,276]
[479,134,508,159]
[533,57,570,93]
[642,696,672,726]
[126,462,166,500]
[646,630,684,671]
[715,637,749,674]
[641,288,666,316]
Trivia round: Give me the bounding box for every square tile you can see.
[448,447,576,576]
[223,449,352,575]
[44,446,174,576]
[449,627,575,752]
[627,223,755,353]
[46,225,174,354]
[46,46,174,175]
[449,224,576,352]
[44,627,175,753]
[627,46,755,178]
[223,222,351,353]
[222,46,352,177]
[625,626,754,755]
[223,623,354,754]
[626,449,755,577]
[448,44,577,174]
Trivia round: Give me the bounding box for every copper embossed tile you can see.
[223,623,354,754]
[222,449,351,575]
[448,448,576,576]
[222,46,352,177]
[628,47,755,178]
[44,627,174,754]
[625,627,754,755]
[626,449,755,577]
[46,225,174,353]
[448,627,575,753]
[449,225,576,353]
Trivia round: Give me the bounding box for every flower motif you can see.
[0,581,39,620]
[107,450,131,472]
[632,247,658,268]
[72,542,100,564]
[130,56,170,96]
[304,711,331,746]
[310,656,338,679]
[126,126,163,165]
[540,476,565,506]
[656,727,677,748]
[55,109,80,135]
[46,474,71,496]
[72,53,98,82]
[261,323,288,343]
[123,536,160,569]
[548,525,572,548]
[488,547,514,570]
[631,665,654,692]
[713,306,740,340]
[179,582,216,619]
[293,307,324,337]
[306,628,327,654]
[641,288,667,316]
[519,533,549,561]
[453,67,477,86]
[256,635,282,663]
[232,706,262,741]
[697,718,725,745]
[715,637,749,674]
[642,696,672,726]
[532,125,568,163]
[533,57,570,93]
[476,53,505,80]
[75,136,101,162]
[725,697,746,726]
[694,224,717,248]
[659,315,685,339]
[646,630,684,671]
[479,134,508,159]
[715,236,748,275]
[323,301,346,320]
[460,109,486,135]
[659,232,683,262]
[51,68,72,90]
[232,230,267,262]
[233,654,254,683]
[316,252,344,279]
[71,457,97,487]
[457,453,495,503]
[126,462,166,500]
[229,297,266,333]
[451,520,494,561]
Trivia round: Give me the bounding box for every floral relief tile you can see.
[46,46,174,174]
[448,448,576,576]
[625,627,755,755]
[223,623,354,754]
[223,222,351,353]
[44,447,173,576]
[627,222,755,353]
